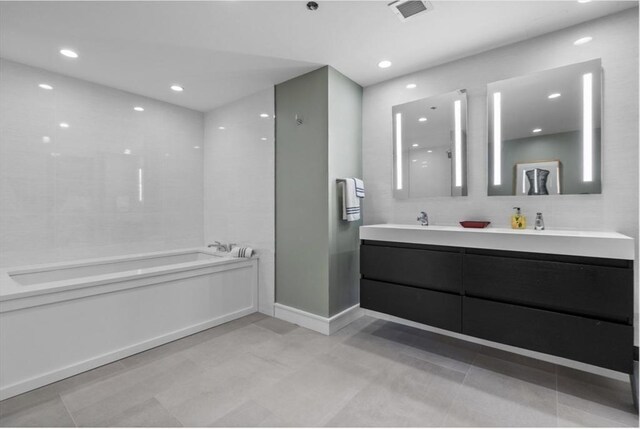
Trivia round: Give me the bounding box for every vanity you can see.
[359,224,636,401]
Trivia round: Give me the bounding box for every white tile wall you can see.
[0,59,204,267]
[362,10,639,341]
[203,88,275,315]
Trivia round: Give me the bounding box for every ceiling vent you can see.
[388,0,434,22]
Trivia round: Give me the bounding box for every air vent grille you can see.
[388,0,433,22]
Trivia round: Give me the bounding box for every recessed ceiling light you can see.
[422,161,427,164]
[427,150,433,153]
[378,60,392,69]
[124,149,131,155]
[50,152,61,157]
[170,85,184,92]
[261,137,267,141]
[574,36,593,46]
[133,106,144,112]
[260,113,270,118]
[577,0,591,3]
[193,146,200,149]
[418,117,427,122]
[412,159,417,162]
[406,83,417,89]
[548,93,561,99]
[533,128,542,133]
[59,122,69,128]
[42,136,51,143]
[412,143,419,147]
[59,49,78,58]
[38,83,53,90]
[218,126,225,130]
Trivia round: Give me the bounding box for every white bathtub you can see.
[0,248,258,400]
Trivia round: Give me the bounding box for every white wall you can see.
[362,11,638,338]
[0,59,204,267]
[203,88,275,315]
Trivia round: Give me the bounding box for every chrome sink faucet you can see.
[417,211,429,226]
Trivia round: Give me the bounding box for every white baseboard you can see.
[274,303,363,336]
[364,309,629,382]
[0,306,256,401]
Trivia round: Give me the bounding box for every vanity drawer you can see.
[463,254,633,323]
[463,297,633,373]
[361,279,461,332]
[361,244,462,293]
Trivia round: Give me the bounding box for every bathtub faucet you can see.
[208,241,235,252]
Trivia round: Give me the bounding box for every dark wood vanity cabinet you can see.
[360,240,635,374]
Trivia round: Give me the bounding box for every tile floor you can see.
[0,313,638,427]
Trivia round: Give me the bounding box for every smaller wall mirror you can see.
[392,90,468,198]
[487,59,602,196]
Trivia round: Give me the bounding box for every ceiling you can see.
[0,1,636,112]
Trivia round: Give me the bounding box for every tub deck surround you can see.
[0,248,259,400]
[0,248,248,305]
[360,224,635,260]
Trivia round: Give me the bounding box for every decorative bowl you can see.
[460,221,491,229]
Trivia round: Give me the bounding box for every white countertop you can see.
[360,224,635,260]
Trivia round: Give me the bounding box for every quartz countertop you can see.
[360,224,635,260]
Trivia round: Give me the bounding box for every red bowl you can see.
[460,221,491,229]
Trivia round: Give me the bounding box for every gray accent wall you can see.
[275,67,330,317]
[328,67,363,316]
[276,66,362,318]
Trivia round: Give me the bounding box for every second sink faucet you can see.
[417,211,429,226]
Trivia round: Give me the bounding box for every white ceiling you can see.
[0,1,636,112]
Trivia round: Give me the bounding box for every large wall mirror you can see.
[392,90,468,198]
[487,59,602,196]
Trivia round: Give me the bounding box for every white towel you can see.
[341,178,360,221]
[354,178,365,198]
[230,246,253,258]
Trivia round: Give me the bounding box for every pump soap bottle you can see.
[511,207,526,229]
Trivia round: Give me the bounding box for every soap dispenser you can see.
[511,207,526,229]
[534,212,545,231]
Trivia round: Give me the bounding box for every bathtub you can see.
[0,248,258,400]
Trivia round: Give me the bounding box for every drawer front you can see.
[361,279,461,332]
[361,244,462,293]
[463,297,633,373]
[463,254,633,323]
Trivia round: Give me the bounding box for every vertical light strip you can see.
[493,92,502,186]
[533,169,539,194]
[138,168,144,202]
[522,171,526,194]
[582,73,593,182]
[395,113,403,190]
[454,100,462,187]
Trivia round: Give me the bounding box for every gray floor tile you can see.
[471,352,557,390]
[442,405,516,427]
[252,354,373,426]
[0,396,75,428]
[557,366,638,427]
[101,398,182,428]
[254,317,298,335]
[327,352,466,427]
[4,314,639,428]
[557,403,635,427]
[156,352,291,426]
[450,362,558,427]
[65,357,200,426]
[211,400,275,427]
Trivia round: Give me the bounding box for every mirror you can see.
[392,90,468,198]
[487,59,602,196]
